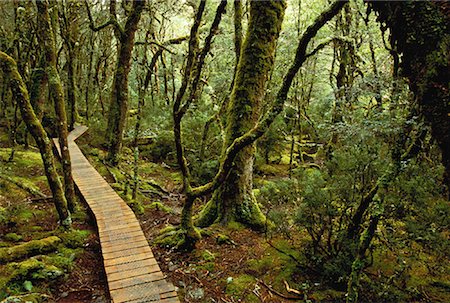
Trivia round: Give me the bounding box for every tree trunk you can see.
[36,0,76,213]
[196,0,286,229]
[67,46,77,130]
[0,51,71,227]
[29,66,48,122]
[105,0,145,165]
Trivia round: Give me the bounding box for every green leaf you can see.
[23,280,33,291]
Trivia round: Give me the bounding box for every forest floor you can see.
[0,131,449,302]
[0,147,109,302]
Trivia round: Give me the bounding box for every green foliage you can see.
[190,159,219,186]
[140,130,175,163]
[256,116,287,164]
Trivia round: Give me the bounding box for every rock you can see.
[168,262,178,271]
[188,287,204,300]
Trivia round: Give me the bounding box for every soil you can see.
[138,193,309,303]
[53,209,110,303]
[0,153,110,303]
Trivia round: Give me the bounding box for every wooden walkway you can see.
[59,126,179,303]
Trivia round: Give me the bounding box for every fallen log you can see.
[0,236,61,263]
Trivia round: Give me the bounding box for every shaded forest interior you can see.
[0,0,449,302]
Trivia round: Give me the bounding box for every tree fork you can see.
[197,0,347,229]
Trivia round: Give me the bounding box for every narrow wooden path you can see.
[60,126,179,303]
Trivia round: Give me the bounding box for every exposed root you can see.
[153,225,201,252]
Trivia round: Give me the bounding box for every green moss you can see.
[200,250,215,261]
[0,207,6,224]
[197,261,215,272]
[108,166,126,182]
[0,148,42,170]
[56,229,90,248]
[227,221,245,231]
[226,274,258,301]
[127,199,144,215]
[216,233,232,245]
[256,164,285,176]
[195,198,218,227]
[145,202,172,214]
[41,246,79,272]
[4,233,23,242]
[0,236,61,263]
[153,226,201,251]
[247,240,301,290]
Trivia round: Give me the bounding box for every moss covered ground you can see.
[0,146,108,302]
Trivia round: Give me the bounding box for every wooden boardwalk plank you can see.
[66,126,179,303]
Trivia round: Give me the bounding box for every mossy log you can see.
[0,236,61,264]
[0,175,46,198]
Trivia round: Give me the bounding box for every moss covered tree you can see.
[86,0,146,165]
[194,0,287,229]
[197,0,348,229]
[59,0,81,130]
[0,51,71,227]
[36,0,76,212]
[368,1,450,195]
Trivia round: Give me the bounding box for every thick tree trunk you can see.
[0,51,71,227]
[106,0,145,165]
[36,0,76,212]
[368,1,450,195]
[197,0,286,229]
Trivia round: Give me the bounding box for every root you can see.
[154,225,201,252]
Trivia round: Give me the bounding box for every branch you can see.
[173,0,207,189]
[257,279,301,300]
[135,36,189,47]
[179,0,227,117]
[305,37,349,59]
[84,0,123,36]
[191,0,347,197]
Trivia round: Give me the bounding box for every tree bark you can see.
[0,51,71,227]
[29,66,48,122]
[196,0,286,229]
[105,0,145,165]
[36,0,77,213]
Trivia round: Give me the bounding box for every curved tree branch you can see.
[190,0,348,197]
